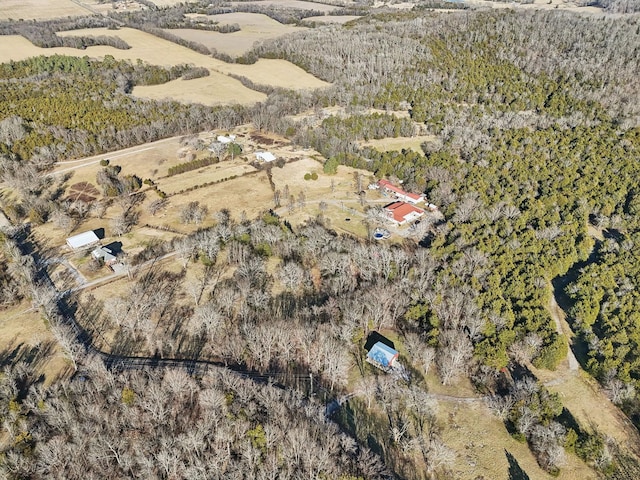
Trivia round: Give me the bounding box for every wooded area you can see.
[1,3,640,479]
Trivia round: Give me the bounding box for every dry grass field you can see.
[439,400,599,480]
[132,75,267,106]
[52,134,210,186]
[0,302,72,386]
[0,0,90,21]
[361,135,436,153]
[302,15,362,23]
[156,162,258,195]
[56,28,329,90]
[534,366,640,450]
[179,12,307,57]
[0,27,329,105]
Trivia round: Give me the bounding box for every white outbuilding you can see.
[255,151,276,162]
[217,134,236,144]
[66,230,100,249]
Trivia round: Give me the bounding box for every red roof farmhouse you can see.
[384,201,424,225]
[377,179,424,204]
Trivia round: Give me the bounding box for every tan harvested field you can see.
[361,135,436,153]
[222,59,329,90]
[0,27,328,105]
[56,28,328,90]
[302,15,361,23]
[229,0,338,12]
[439,400,598,480]
[132,75,266,106]
[0,0,90,20]
[179,12,307,57]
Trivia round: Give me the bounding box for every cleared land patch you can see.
[0,0,89,21]
[440,400,598,480]
[361,135,436,153]
[0,302,72,386]
[179,12,307,57]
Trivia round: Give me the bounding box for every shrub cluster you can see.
[167,156,218,176]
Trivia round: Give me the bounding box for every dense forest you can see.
[2,4,640,479]
[0,361,388,480]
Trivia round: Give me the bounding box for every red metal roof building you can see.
[384,201,425,225]
[377,179,424,204]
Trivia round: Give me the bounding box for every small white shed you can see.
[256,151,276,162]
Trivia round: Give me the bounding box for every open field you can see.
[180,12,307,57]
[0,302,72,386]
[132,75,266,106]
[0,27,329,105]
[56,28,329,90]
[439,400,598,480]
[52,134,214,186]
[302,15,362,23]
[361,135,436,153]
[0,0,90,21]
[534,366,640,452]
[156,162,258,195]
[229,0,339,12]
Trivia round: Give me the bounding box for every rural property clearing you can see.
[360,135,437,153]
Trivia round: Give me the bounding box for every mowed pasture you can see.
[0,27,328,106]
[179,12,307,57]
[0,0,90,21]
[360,135,436,153]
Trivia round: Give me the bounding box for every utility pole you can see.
[309,372,313,396]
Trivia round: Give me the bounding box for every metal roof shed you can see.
[256,151,276,162]
[66,231,100,249]
[367,342,399,368]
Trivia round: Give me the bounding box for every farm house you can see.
[367,342,399,370]
[384,202,425,225]
[91,246,117,266]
